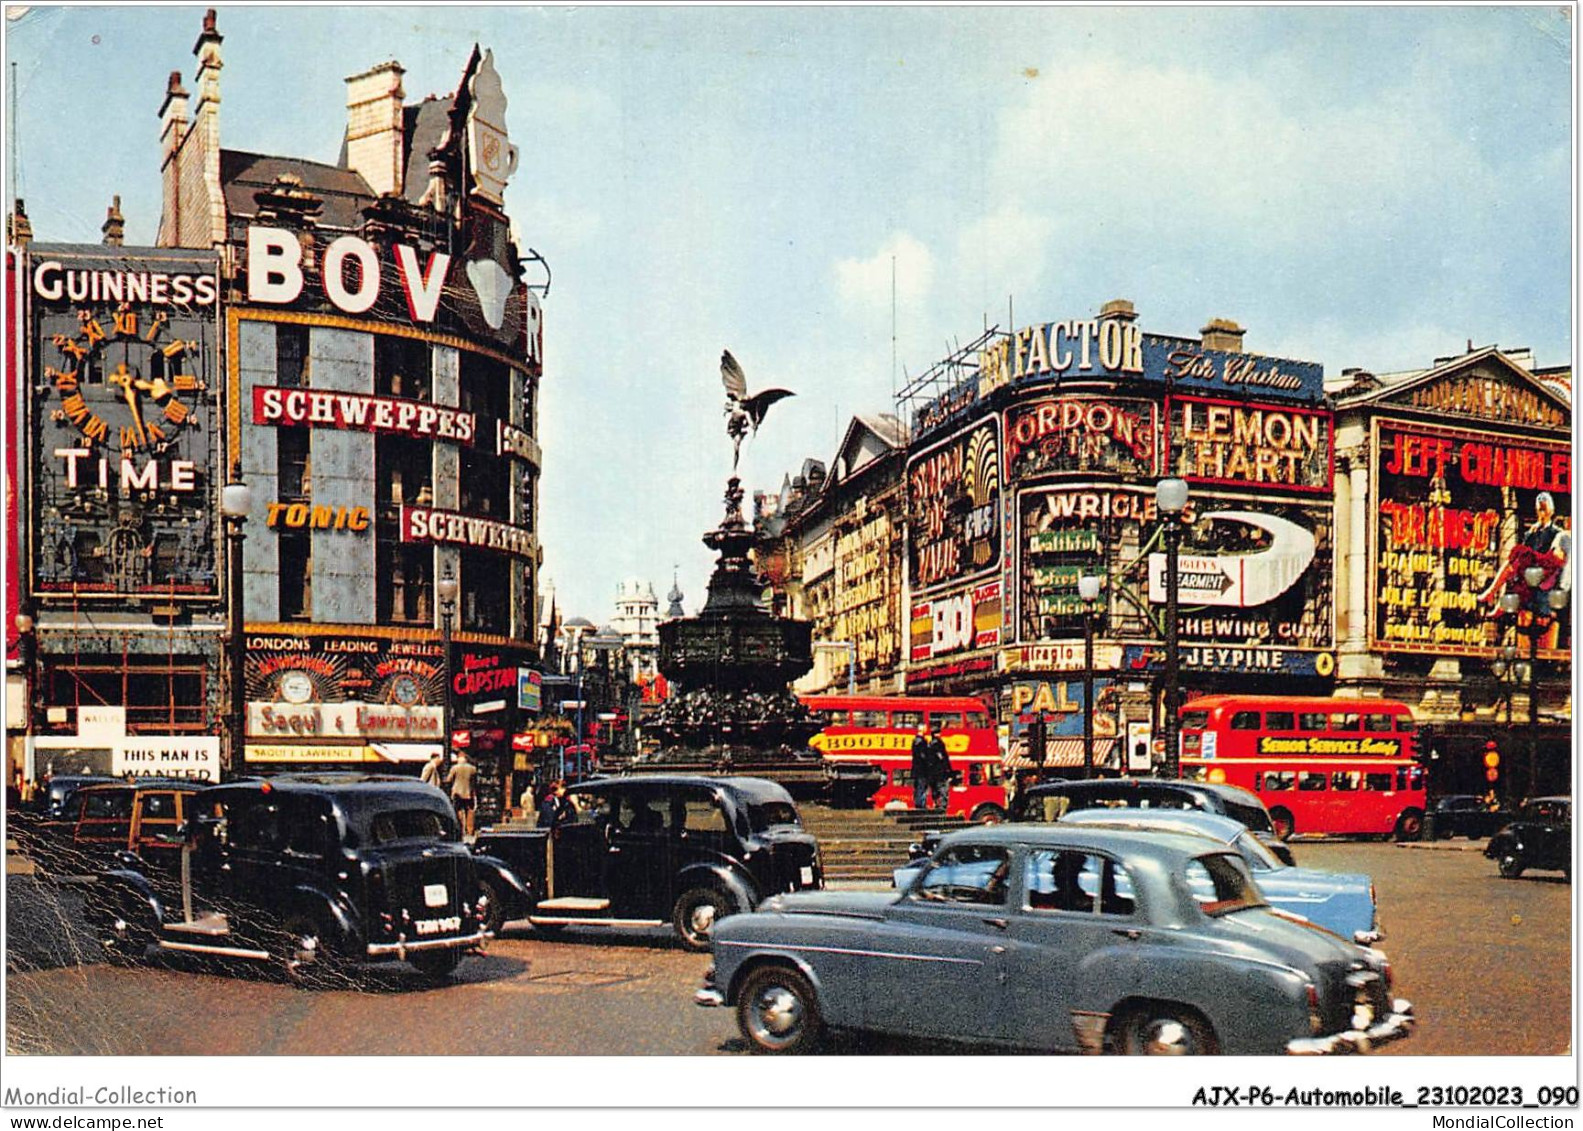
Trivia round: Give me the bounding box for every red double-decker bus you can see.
[801,695,1008,821]
[1177,695,1427,840]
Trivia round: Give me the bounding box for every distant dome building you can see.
[612,579,660,680]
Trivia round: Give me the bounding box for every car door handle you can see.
[990,944,1007,955]
[1112,927,1141,940]
[981,917,1008,931]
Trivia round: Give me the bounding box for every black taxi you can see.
[88,773,489,983]
[472,775,823,950]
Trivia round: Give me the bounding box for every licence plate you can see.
[423,883,448,908]
[799,866,814,886]
[414,915,461,936]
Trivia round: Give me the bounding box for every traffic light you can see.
[1407,726,1433,767]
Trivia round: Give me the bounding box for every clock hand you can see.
[111,362,148,447]
[134,375,174,401]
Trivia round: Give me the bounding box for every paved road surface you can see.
[5,840,1570,1056]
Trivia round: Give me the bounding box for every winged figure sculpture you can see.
[721,349,794,471]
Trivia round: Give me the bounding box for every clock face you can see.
[388,674,424,707]
[46,305,203,456]
[277,671,316,704]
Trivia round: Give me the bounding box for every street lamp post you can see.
[1078,572,1102,778]
[1518,565,1566,800]
[437,564,459,768]
[1155,478,1190,779]
[221,482,252,779]
[13,613,35,772]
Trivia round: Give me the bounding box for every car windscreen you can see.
[362,807,458,846]
[1232,831,1284,872]
[747,801,801,831]
[1184,852,1267,915]
[1218,797,1275,833]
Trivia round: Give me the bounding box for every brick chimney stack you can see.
[1201,318,1246,353]
[189,9,226,247]
[156,70,189,246]
[345,61,407,198]
[101,196,126,245]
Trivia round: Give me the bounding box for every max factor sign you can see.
[254,386,477,444]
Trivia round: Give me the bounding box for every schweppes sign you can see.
[811,733,971,755]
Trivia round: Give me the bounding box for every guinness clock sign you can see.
[28,246,221,600]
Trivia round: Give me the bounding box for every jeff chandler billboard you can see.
[26,246,221,600]
[1370,418,1571,658]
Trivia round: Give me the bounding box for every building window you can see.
[380,543,433,625]
[374,334,432,400]
[277,324,309,387]
[461,548,510,635]
[459,447,510,517]
[376,434,432,508]
[278,428,311,501]
[279,532,312,620]
[42,658,207,733]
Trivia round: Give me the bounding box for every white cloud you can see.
[953,203,1055,306]
[834,232,934,316]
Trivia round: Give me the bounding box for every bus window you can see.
[1298,772,1327,791]
[965,711,992,729]
[853,710,888,728]
[1396,717,1417,733]
[1365,773,1393,791]
[1331,713,1361,732]
[1261,771,1295,791]
[1364,713,1394,733]
[1229,711,1261,731]
[1331,771,1362,792]
[1265,711,1295,731]
[894,768,913,786]
[1299,712,1327,732]
[932,712,964,730]
[819,709,849,725]
[894,710,923,730]
[1396,766,1425,791]
[1180,710,1210,730]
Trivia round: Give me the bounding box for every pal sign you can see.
[247,226,451,321]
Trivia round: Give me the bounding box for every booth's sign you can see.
[1370,419,1571,658]
[27,246,221,600]
[1004,397,1159,481]
[906,417,1001,593]
[1168,396,1332,492]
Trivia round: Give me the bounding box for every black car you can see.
[471,775,823,950]
[34,774,119,819]
[1015,778,1298,865]
[89,773,489,983]
[1485,797,1571,880]
[1427,794,1511,841]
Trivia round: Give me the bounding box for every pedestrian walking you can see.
[910,723,948,810]
[446,751,478,838]
[420,750,443,787]
[537,780,575,829]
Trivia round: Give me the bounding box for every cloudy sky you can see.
[5,5,1572,625]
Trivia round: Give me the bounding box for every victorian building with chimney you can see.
[9,12,548,821]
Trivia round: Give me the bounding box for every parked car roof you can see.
[573,775,795,803]
[75,778,207,793]
[934,821,1230,863]
[1058,807,1249,845]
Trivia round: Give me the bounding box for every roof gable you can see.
[1336,347,1570,431]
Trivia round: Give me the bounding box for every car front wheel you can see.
[278,914,334,988]
[970,804,1007,824]
[673,887,735,952]
[1394,809,1424,842]
[1497,854,1526,879]
[737,966,824,1054]
[1270,808,1295,841]
[478,877,506,936]
[1118,1006,1219,1055]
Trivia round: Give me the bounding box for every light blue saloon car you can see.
[699,825,1413,1055]
[1055,809,1383,944]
